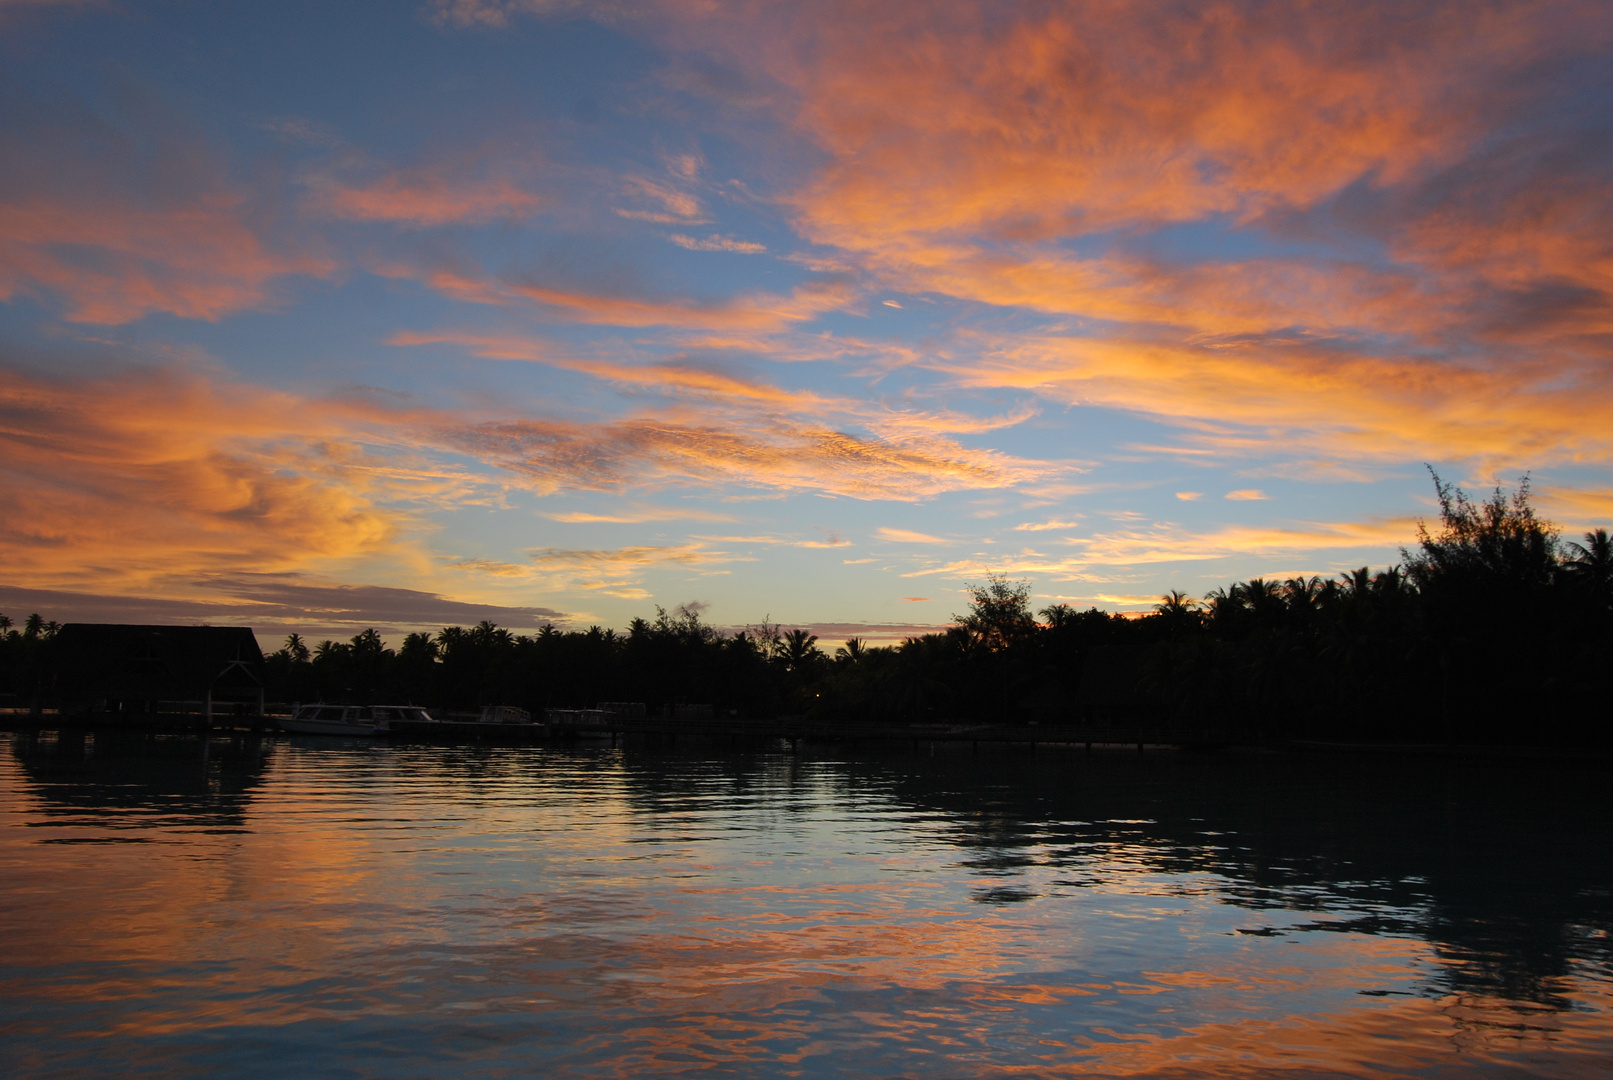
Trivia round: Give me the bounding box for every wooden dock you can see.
[4,708,1215,751]
[388,714,1210,750]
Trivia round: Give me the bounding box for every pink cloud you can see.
[0,86,330,323]
[309,172,544,227]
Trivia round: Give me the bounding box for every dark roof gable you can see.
[51,625,265,699]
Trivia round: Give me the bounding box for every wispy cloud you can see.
[391,330,1053,500]
[404,266,856,331]
[0,84,330,323]
[616,174,710,224]
[669,233,766,253]
[307,167,544,227]
[691,533,850,548]
[544,505,737,524]
[875,527,950,544]
[897,516,1423,581]
[0,580,569,637]
[521,541,747,593]
[948,334,1613,472]
[447,415,1037,501]
[1014,519,1081,532]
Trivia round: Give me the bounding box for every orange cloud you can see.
[517,541,747,593]
[690,533,848,548]
[0,363,405,595]
[750,0,1608,288]
[390,329,1039,449]
[948,334,1613,472]
[898,517,1422,583]
[446,413,1038,501]
[618,0,1613,473]
[0,190,328,326]
[410,2,1612,489]
[527,543,729,567]
[388,328,1051,498]
[0,334,1047,618]
[407,266,855,331]
[795,6,1481,230]
[875,527,950,544]
[308,171,543,227]
[544,506,737,524]
[1535,487,1613,532]
[0,86,330,323]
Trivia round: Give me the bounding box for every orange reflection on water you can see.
[4,738,1612,1076]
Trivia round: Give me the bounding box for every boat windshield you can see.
[370,706,431,722]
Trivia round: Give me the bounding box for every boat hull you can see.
[388,718,545,741]
[277,717,381,736]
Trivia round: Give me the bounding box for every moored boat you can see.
[278,703,434,735]
[477,705,534,724]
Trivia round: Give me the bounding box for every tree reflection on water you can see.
[4,734,1611,1076]
[810,748,1613,1011]
[9,727,270,834]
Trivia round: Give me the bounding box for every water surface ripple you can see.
[3,730,1611,1077]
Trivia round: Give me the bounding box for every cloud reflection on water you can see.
[2,736,1611,1076]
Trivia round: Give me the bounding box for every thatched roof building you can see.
[50,624,265,718]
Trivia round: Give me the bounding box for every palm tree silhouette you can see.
[835,637,869,664]
[1153,590,1200,631]
[1564,528,1613,605]
[1239,578,1284,624]
[780,628,820,671]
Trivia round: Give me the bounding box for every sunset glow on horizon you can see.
[3,0,1610,644]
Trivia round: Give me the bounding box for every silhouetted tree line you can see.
[5,475,1609,743]
[0,614,59,711]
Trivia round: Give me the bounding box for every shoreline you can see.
[5,713,1611,763]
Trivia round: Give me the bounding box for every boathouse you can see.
[49,624,266,719]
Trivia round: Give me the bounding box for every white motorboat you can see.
[277,703,434,735]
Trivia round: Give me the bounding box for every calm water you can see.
[3,731,1612,1078]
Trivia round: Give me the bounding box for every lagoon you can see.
[3,731,1611,1078]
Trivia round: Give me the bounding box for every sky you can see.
[1,0,1610,646]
